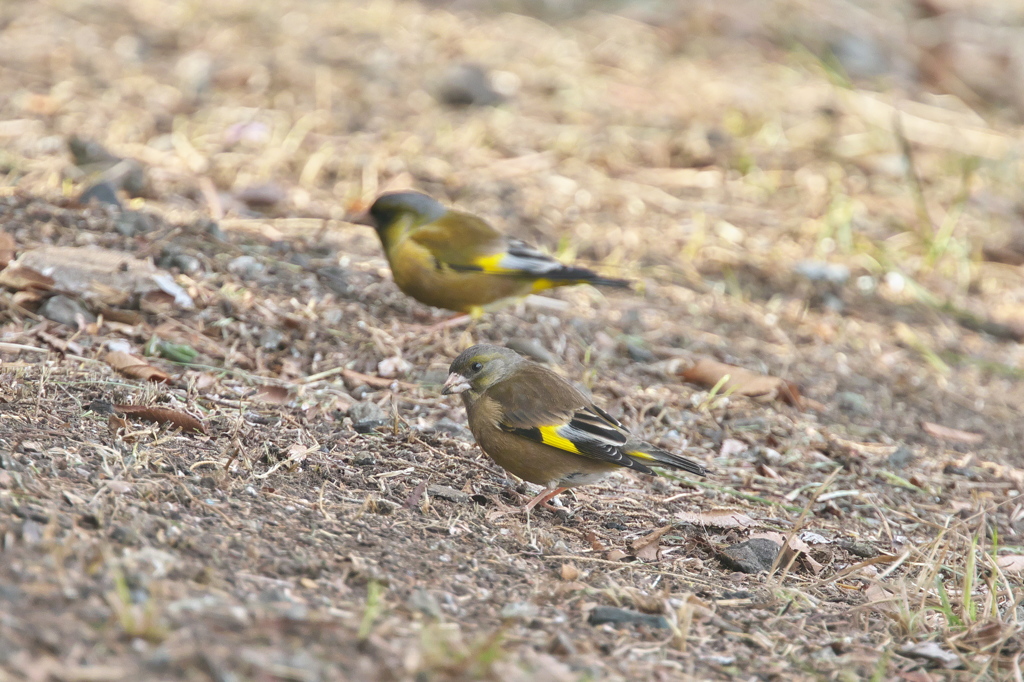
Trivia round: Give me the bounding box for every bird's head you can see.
[362,191,446,240]
[442,344,523,396]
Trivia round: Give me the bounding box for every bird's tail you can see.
[624,444,708,477]
[539,266,631,289]
[584,275,632,288]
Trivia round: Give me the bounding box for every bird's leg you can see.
[524,487,568,512]
[420,305,484,333]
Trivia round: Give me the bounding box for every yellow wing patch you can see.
[473,253,513,274]
[537,426,582,454]
[624,450,656,461]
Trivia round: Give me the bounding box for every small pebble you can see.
[259,328,285,351]
[408,589,443,619]
[227,255,265,280]
[39,295,96,327]
[836,391,870,416]
[349,401,388,434]
[114,210,154,236]
[428,417,472,441]
[436,63,503,107]
[887,445,914,470]
[587,606,669,629]
[719,538,780,574]
[427,485,470,504]
[501,602,538,621]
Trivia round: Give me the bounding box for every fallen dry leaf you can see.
[104,351,171,383]
[0,232,15,268]
[897,641,962,669]
[112,404,207,434]
[865,584,896,613]
[404,480,428,509]
[559,563,580,581]
[956,620,1014,653]
[605,549,628,562]
[254,384,291,404]
[106,480,132,494]
[631,525,673,561]
[921,421,985,445]
[107,414,129,436]
[0,264,55,291]
[676,509,756,529]
[720,438,748,457]
[755,463,783,480]
[378,355,412,378]
[16,245,193,308]
[751,532,823,575]
[12,289,45,307]
[285,442,310,464]
[680,358,802,407]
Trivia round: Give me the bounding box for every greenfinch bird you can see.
[361,191,629,316]
[441,344,707,510]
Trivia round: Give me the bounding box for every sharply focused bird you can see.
[356,191,630,317]
[442,344,707,511]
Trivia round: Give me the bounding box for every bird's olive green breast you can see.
[384,235,535,313]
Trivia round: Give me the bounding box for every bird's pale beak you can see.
[441,372,471,395]
[345,210,376,227]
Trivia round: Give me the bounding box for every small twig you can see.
[769,466,844,578]
[0,342,104,366]
[301,366,419,391]
[809,553,902,589]
[661,473,804,513]
[875,550,912,581]
[893,106,934,236]
[318,480,332,521]
[542,554,719,589]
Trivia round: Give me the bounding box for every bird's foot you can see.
[524,487,568,513]
[419,312,474,333]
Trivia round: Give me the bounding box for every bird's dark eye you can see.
[470,362,483,372]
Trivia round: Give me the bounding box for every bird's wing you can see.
[408,211,570,277]
[460,238,568,277]
[406,211,509,267]
[485,367,655,474]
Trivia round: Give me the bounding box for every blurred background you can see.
[2,0,1024,355]
[2,0,1024,288]
[1,0,1023,366]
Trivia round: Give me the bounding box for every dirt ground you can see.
[2,0,1024,680]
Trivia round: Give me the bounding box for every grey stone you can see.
[427,485,470,504]
[588,606,669,629]
[719,538,780,574]
[436,63,503,107]
[39,295,96,326]
[349,401,388,434]
[227,255,265,280]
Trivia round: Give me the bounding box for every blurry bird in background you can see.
[351,191,629,323]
